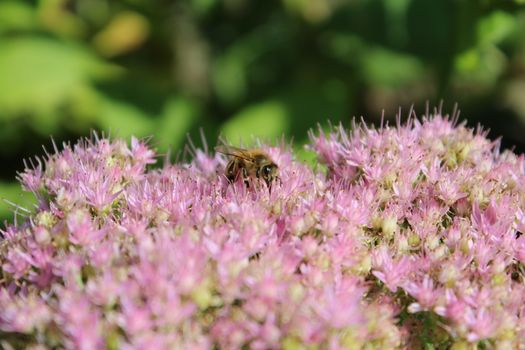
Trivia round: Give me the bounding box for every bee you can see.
[215,145,279,187]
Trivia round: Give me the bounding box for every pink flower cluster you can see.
[2,114,525,349]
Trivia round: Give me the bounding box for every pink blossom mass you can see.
[2,112,525,349]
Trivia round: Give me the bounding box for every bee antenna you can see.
[217,134,228,148]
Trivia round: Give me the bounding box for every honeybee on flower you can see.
[215,144,279,187]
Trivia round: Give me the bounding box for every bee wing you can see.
[215,145,255,162]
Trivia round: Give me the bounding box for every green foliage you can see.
[0,0,525,222]
[0,37,115,121]
[361,47,425,86]
[0,1,36,32]
[221,100,289,145]
[0,182,34,225]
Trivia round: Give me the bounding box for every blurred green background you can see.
[1,0,525,222]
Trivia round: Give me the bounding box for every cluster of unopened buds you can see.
[2,112,525,349]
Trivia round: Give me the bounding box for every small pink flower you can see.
[3,248,31,279]
[465,308,498,342]
[67,209,105,246]
[406,275,439,312]
[372,247,412,293]
[130,136,156,166]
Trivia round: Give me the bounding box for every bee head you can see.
[260,163,278,185]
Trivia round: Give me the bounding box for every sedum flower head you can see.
[2,113,525,349]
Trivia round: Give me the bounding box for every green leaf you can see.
[280,82,348,141]
[220,100,289,145]
[455,49,480,72]
[94,94,156,138]
[478,10,516,47]
[361,47,425,86]
[0,1,36,32]
[294,145,317,167]
[0,37,117,116]
[156,97,199,151]
[454,46,506,86]
[191,0,217,15]
[0,181,36,224]
[212,52,247,105]
[211,20,289,105]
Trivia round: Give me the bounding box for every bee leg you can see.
[249,251,261,261]
[226,169,236,183]
[267,176,280,194]
[265,177,273,193]
[226,162,236,183]
[242,168,250,187]
[231,170,243,184]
